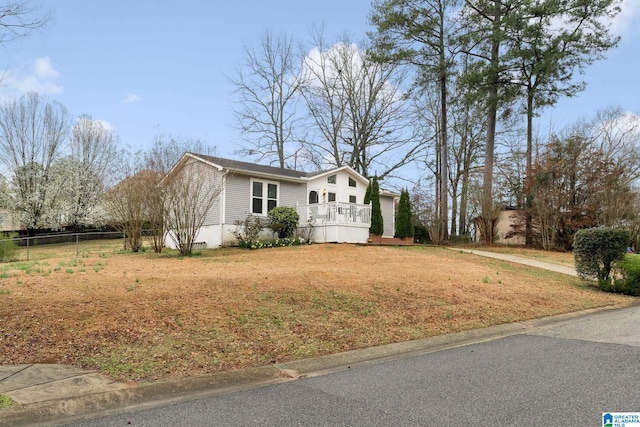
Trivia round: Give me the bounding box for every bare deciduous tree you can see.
[162,157,224,256]
[103,170,154,252]
[0,1,48,45]
[138,136,217,252]
[230,30,305,169]
[300,32,417,179]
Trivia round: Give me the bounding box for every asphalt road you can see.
[55,305,640,427]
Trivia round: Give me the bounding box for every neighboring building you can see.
[495,207,525,245]
[0,208,21,233]
[163,153,398,248]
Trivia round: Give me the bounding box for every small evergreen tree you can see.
[364,180,372,205]
[369,176,384,236]
[395,188,414,239]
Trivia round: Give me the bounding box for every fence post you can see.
[76,233,79,257]
[26,235,29,261]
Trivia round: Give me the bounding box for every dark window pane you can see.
[267,199,277,212]
[328,192,336,202]
[252,197,262,214]
[348,177,356,187]
[268,183,277,199]
[349,195,357,203]
[327,174,336,184]
[253,181,263,197]
[309,191,319,204]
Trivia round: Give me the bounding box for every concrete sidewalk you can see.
[0,249,586,426]
[452,247,577,276]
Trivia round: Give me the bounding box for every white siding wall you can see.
[225,174,251,224]
[279,180,306,209]
[306,170,367,205]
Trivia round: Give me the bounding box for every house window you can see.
[251,180,278,214]
[348,177,356,187]
[328,192,336,202]
[309,191,319,204]
[327,174,336,184]
[349,195,357,204]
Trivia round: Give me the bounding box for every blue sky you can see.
[2,0,639,160]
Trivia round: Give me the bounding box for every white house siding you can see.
[194,161,222,226]
[220,174,307,246]
[306,169,368,205]
[224,174,251,224]
[279,180,306,209]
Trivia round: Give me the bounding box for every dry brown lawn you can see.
[0,243,633,383]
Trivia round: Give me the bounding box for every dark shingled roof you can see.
[191,153,335,180]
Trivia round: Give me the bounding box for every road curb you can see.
[2,302,637,426]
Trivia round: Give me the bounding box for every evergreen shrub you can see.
[574,227,629,283]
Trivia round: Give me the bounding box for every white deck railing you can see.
[297,202,371,226]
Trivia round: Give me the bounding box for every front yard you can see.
[0,243,632,383]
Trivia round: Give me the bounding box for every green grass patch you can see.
[0,394,16,409]
[83,346,157,380]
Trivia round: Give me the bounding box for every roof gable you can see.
[187,153,368,184]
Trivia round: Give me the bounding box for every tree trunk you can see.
[481,2,501,245]
[525,91,534,246]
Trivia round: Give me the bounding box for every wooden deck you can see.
[367,235,414,246]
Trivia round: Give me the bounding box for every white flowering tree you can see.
[64,115,120,230]
[0,93,69,230]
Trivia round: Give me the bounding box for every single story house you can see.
[164,153,398,248]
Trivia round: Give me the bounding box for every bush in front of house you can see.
[239,237,303,250]
[606,254,640,296]
[574,227,629,284]
[268,206,299,239]
[0,233,17,262]
[233,214,268,246]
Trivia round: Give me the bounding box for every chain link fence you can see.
[1,231,126,262]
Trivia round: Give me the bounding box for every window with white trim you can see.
[348,177,356,187]
[327,174,336,184]
[251,179,278,214]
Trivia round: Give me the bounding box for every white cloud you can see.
[612,0,640,37]
[96,119,115,132]
[122,93,142,105]
[1,57,63,96]
[76,116,115,132]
